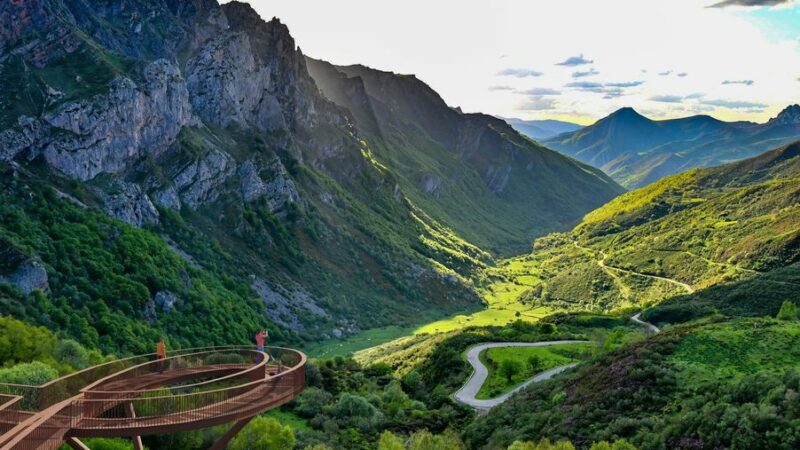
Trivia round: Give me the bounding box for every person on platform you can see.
[255,329,268,362]
[155,337,167,372]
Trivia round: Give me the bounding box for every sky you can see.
[225,0,800,125]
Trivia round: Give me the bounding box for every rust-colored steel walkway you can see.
[0,346,306,450]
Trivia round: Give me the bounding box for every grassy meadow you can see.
[476,343,593,399]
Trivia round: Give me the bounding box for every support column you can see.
[66,437,91,450]
[124,402,144,450]
[208,418,254,450]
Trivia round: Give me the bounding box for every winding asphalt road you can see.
[631,312,660,333]
[454,315,661,410]
[454,341,587,411]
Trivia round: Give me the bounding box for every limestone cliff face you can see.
[39,59,196,181]
[0,0,362,227]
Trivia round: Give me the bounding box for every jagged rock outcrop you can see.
[0,0,81,67]
[239,159,270,203]
[0,237,50,296]
[0,260,49,295]
[41,60,196,180]
[419,173,442,195]
[238,158,300,212]
[169,148,235,209]
[0,59,196,182]
[222,4,320,130]
[154,291,179,313]
[186,32,286,130]
[99,180,160,227]
[768,104,800,126]
[250,276,327,330]
[143,300,158,324]
[0,0,364,211]
[0,117,46,162]
[153,186,182,211]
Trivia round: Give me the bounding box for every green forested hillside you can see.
[0,154,491,353]
[465,318,800,450]
[485,142,800,316]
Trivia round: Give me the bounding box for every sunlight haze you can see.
[229,0,800,124]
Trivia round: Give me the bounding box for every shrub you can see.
[499,360,522,382]
[378,431,405,450]
[0,316,57,365]
[776,300,798,321]
[507,439,576,450]
[81,438,138,450]
[407,429,464,450]
[54,339,90,369]
[0,361,58,385]
[229,416,296,450]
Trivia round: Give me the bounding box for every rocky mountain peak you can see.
[769,104,800,126]
[607,107,647,122]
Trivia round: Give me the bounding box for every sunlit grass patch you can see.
[475,343,593,399]
[305,325,418,358]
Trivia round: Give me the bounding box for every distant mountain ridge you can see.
[502,118,583,141]
[545,105,800,188]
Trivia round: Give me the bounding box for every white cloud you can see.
[572,68,600,78]
[518,87,561,95]
[516,96,558,111]
[703,99,768,109]
[650,95,686,103]
[496,68,543,78]
[556,54,594,66]
[722,79,755,85]
[710,0,795,7]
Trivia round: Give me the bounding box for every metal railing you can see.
[0,396,23,436]
[0,346,248,412]
[0,346,306,450]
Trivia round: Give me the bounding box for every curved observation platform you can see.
[0,346,306,450]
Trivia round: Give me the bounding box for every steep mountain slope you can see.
[503,118,583,141]
[305,58,624,255]
[0,0,623,352]
[485,141,800,314]
[0,0,497,350]
[545,106,800,188]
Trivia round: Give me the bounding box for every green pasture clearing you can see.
[475,343,593,399]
